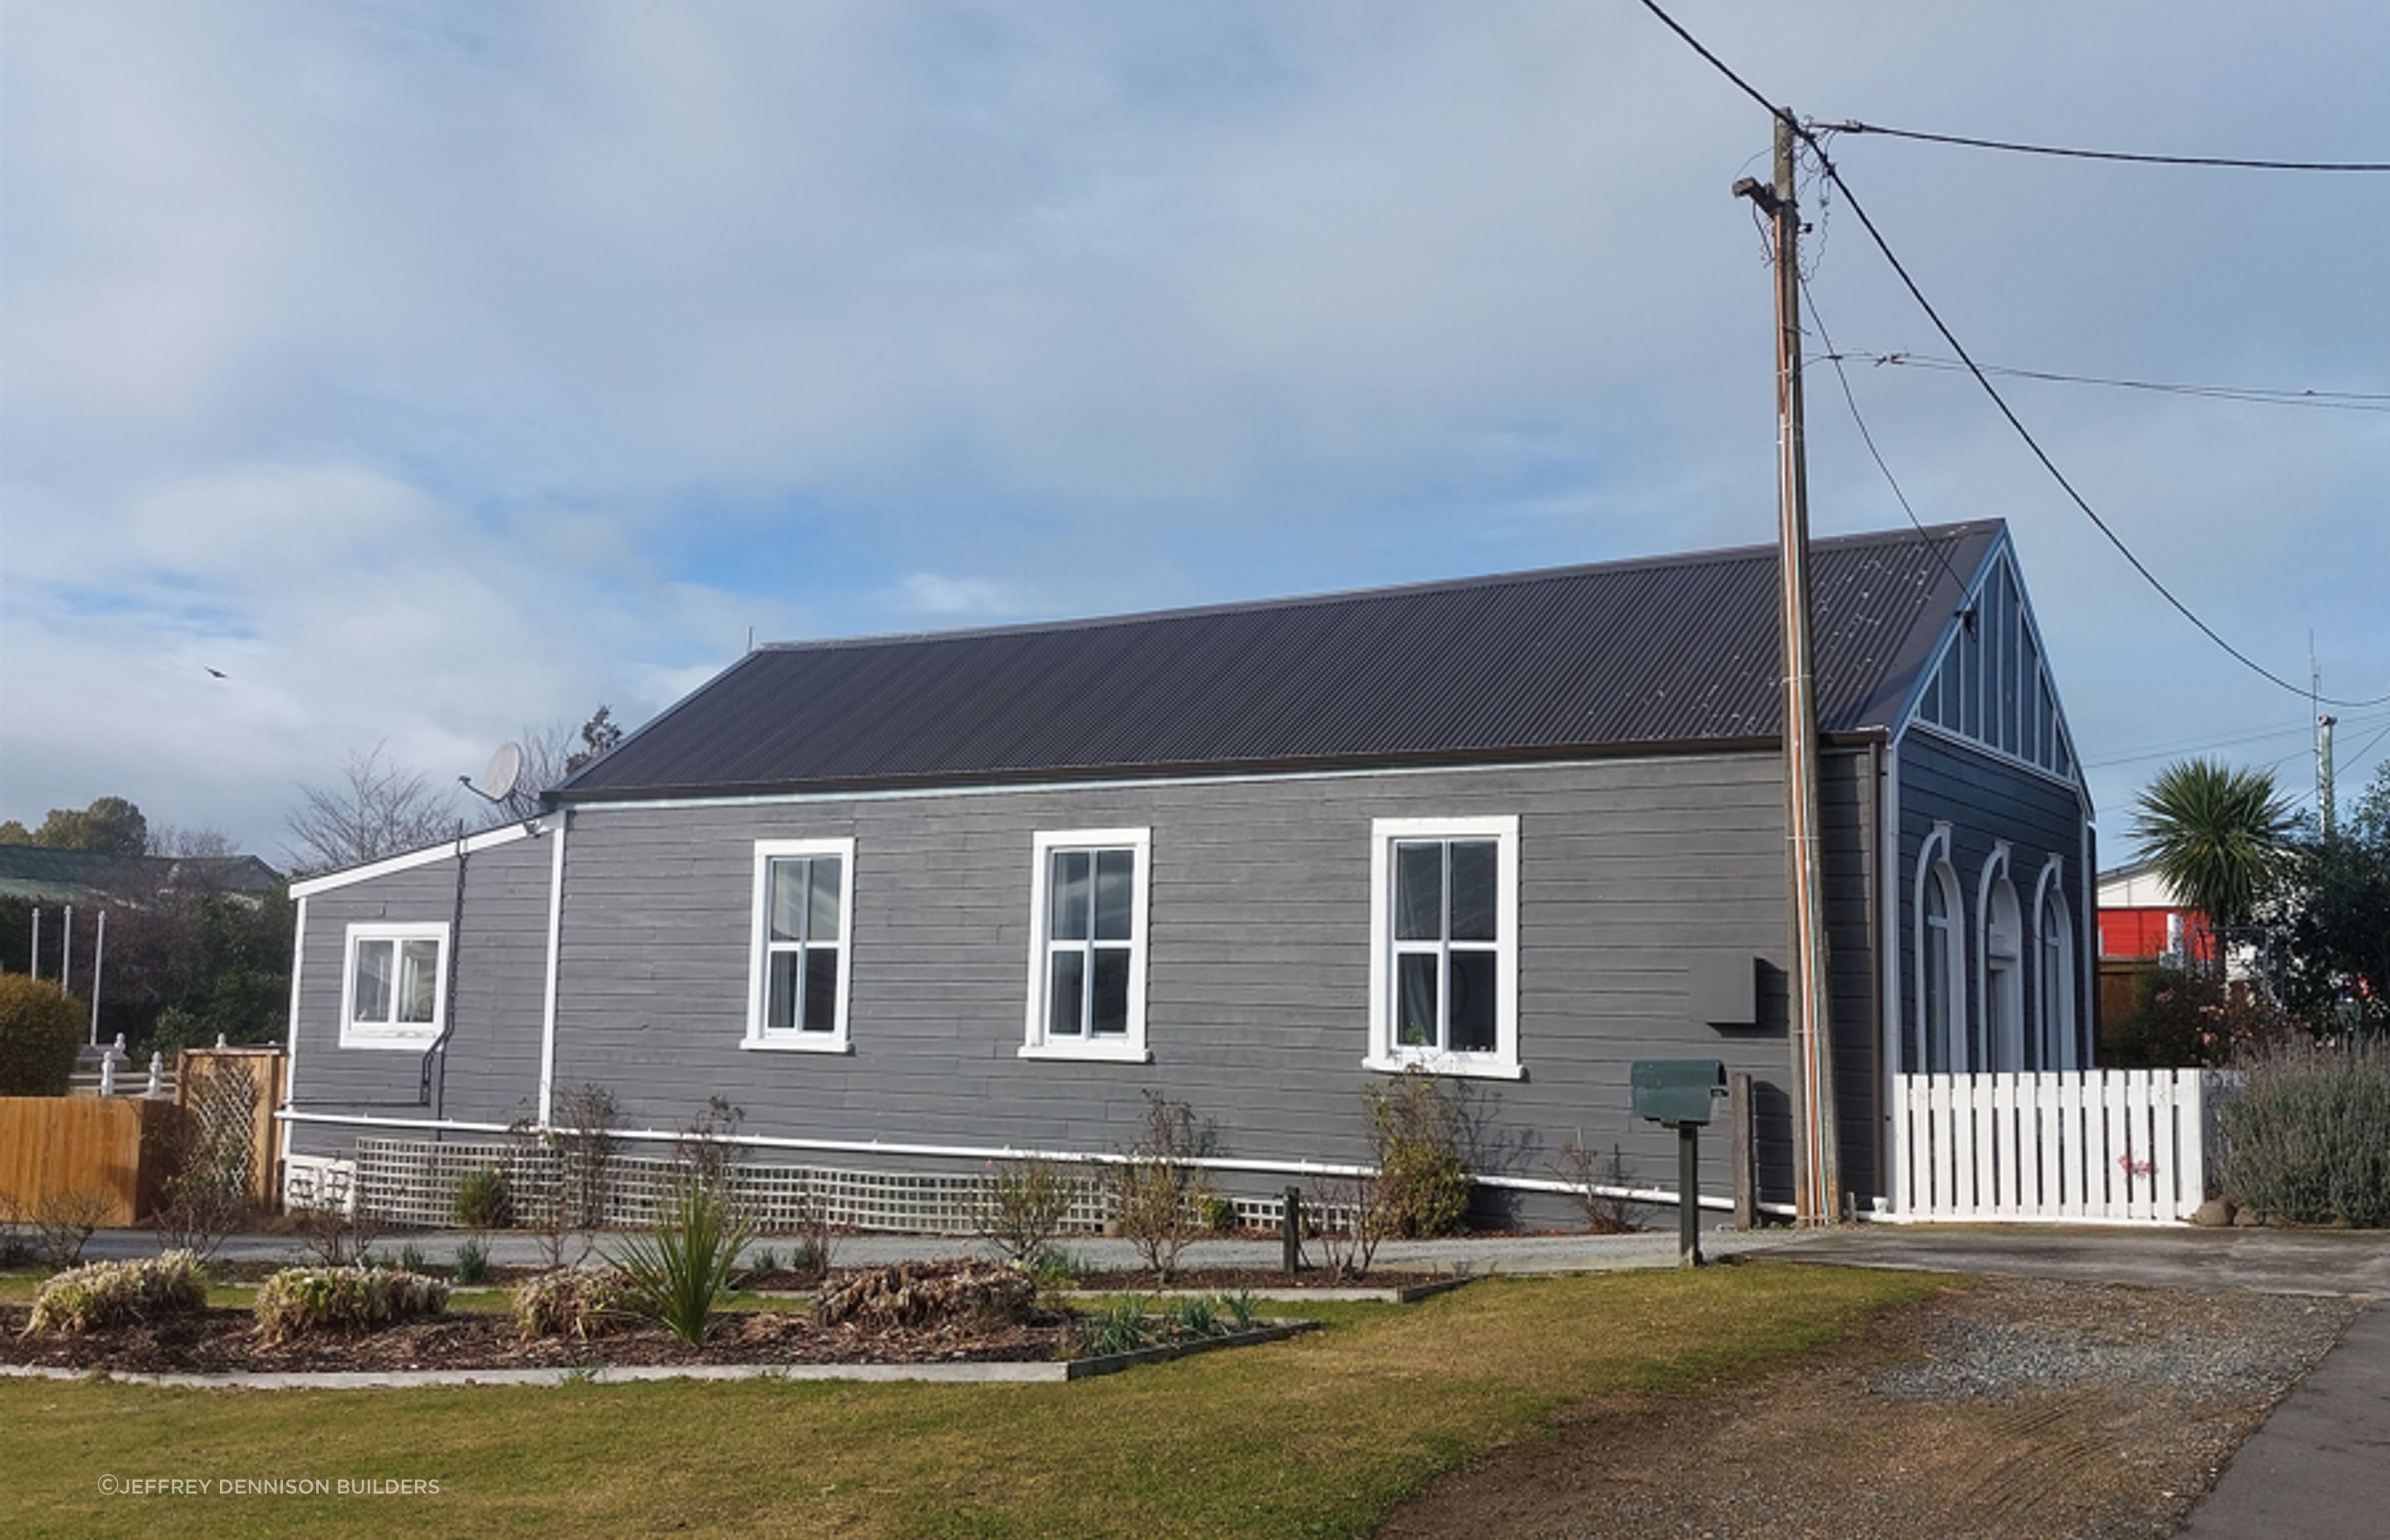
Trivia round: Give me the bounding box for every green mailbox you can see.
[1632,1059,1727,1128]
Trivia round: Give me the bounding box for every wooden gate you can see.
[1890,1069,2212,1224]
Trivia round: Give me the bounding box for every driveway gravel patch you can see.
[1376,1276,2358,1540]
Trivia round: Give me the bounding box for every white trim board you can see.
[290,819,550,898]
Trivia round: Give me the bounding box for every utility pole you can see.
[1735,112,1840,1225]
[2318,713,2338,841]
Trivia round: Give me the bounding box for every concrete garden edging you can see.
[1057,1276,1474,1305]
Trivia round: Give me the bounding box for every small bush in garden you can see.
[816,1260,1036,1333]
[1075,1297,1157,1357]
[1308,1172,1387,1281]
[1110,1091,1213,1283]
[154,1063,257,1262]
[1026,1245,1089,1288]
[1363,1070,1472,1239]
[26,1251,207,1333]
[513,1267,633,1339]
[252,1265,450,1342]
[0,975,82,1096]
[31,1190,110,1270]
[0,1196,29,1268]
[1198,1194,1241,1233]
[452,1235,491,1285]
[1547,1139,1650,1234]
[610,1181,752,1346]
[453,1166,512,1230]
[398,1242,427,1274]
[2110,966,2296,1069]
[973,1156,1082,1265]
[2218,1037,2390,1228]
[1222,1290,1261,1330]
[1165,1294,1217,1340]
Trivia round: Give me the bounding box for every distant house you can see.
[2096,860,2209,967]
[0,846,284,909]
[278,519,2094,1224]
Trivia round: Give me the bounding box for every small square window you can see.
[339,923,449,1049]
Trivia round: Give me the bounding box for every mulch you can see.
[0,1305,1073,1374]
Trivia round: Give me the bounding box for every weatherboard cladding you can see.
[560,522,1997,801]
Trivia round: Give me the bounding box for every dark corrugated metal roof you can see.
[560,521,2001,802]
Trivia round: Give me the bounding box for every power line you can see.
[1816,349,2390,414]
[2081,708,2390,770]
[1795,280,1978,604]
[1631,0,2390,712]
[1815,120,2390,174]
[2339,718,2390,784]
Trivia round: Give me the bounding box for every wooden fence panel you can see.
[176,1048,285,1206]
[0,1097,185,1226]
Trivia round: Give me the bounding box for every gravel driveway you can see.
[1377,1274,2358,1540]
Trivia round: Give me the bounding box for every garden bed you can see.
[0,1303,1069,1374]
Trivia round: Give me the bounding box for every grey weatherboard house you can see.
[279,519,2095,1226]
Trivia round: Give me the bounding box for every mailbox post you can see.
[1632,1060,1728,1267]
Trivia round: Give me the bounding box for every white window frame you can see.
[2032,855,2075,1072]
[1913,823,1965,1075]
[1366,815,1523,1080]
[1978,843,2023,1075]
[338,921,450,1050]
[743,837,857,1054]
[1020,827,1153,1064]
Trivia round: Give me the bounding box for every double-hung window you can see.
[339,922,447,1049]
[1367,816,1521,1078]
[744,839,856,1052]
[1022,827,1151,1062]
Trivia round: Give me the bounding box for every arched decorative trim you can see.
[2032,856,2075,1072]
[1913,822,1966,1074]
[1975,843,2022,1072]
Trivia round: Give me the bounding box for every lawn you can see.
[0,1265,1944,1540]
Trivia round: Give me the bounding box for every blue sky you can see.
[4,1,2387,855]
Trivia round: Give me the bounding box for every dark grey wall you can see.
[1893,726,2093,1078]
[288,832,554,1138]
[290,751,1884,1213]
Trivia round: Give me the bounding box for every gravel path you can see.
[1377,1276,2359,1540]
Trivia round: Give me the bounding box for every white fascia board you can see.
[289,820,549,898]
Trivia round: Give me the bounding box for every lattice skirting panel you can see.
[334,1138,1318,1235]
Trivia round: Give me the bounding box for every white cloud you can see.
[3,1,2387,848]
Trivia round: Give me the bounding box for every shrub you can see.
[1547,1139,1650,1234]
[154,1070,256,1262]
[2217,1038,2390,1228]
[513,1267,633,1339]
[2110,966,2295,1068]
[1363,1070,1472,1238]
[610,1181,752,1346]
[1198,1194,1241,1233]
[0,976,82,1095]
[816,1260,1036,1333]
[26,1251,207,1333]
[1110,1091,1212,1283]
[452,1235,491,1285]
[973,1157,1081,1265]
[252,1265,450,1341]
[453,1166,512,1230]
[31,1191,110,1270]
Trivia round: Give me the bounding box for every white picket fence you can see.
[1890,1069,2214,1225]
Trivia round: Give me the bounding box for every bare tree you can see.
[285,744,460,876]
[148,824,241,858]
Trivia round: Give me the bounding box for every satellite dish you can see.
[464,742,524,804]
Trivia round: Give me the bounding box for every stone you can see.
[2191,1197,2236,1228]
[2233,1205,2269,1228]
